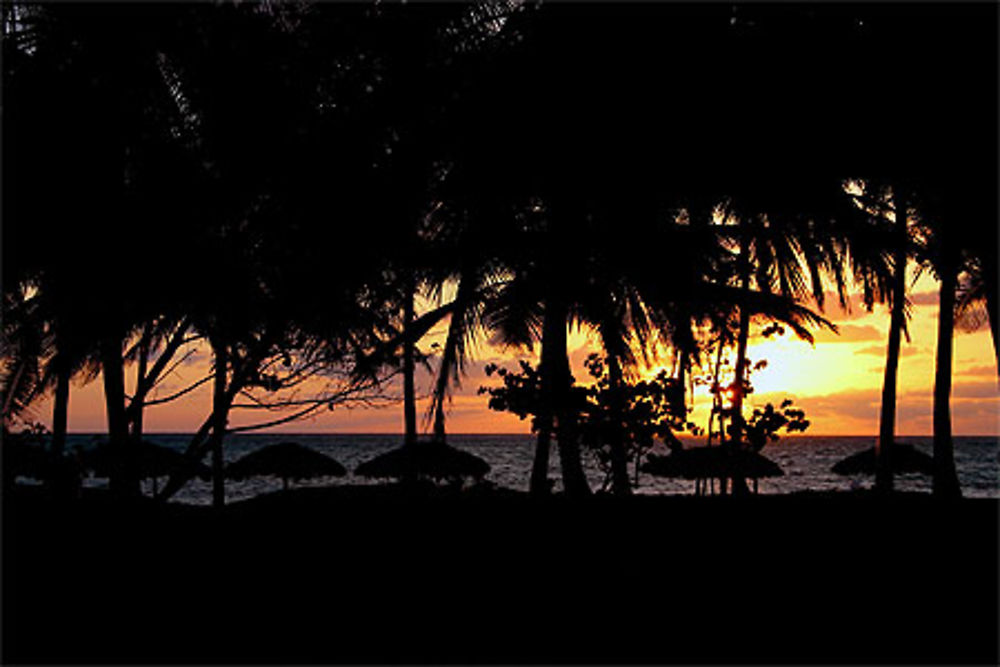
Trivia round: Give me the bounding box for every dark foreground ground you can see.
[3,484,998,664]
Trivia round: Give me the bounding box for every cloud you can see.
[957,364,997,377]
[854,344,920,357]
[951,381,1000,400]
[811,289,937,323]
[819,292,879,320]
[814,324,883,343]
[748,380,999,435]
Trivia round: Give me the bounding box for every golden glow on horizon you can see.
[29,273,1000,437]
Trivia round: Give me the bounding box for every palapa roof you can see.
[354,441,490,481]
[225,441,347,482]
[831,443,934,476]
[641,447,784,480]
[82,440,212,481]
[3,439,55,480]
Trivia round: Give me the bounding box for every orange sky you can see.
[33,272,1000,437]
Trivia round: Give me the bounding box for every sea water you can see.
[52,433,1000,504]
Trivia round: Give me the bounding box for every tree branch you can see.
[126,317,192,421]
[142,374,213,407]
[224,401,329,433]
[149,348,199,391]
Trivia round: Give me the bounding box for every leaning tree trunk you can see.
[431,311,459,443]
[432,274,475,443]
[101,331,135,499]
[209,337,229,509]
[402,276,418,448]
[156,377,243,503]
[876,191,909,494]
[50,353,71,456]
[932,248,962,497]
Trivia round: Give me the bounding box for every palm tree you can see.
[930,236,962,498]
[0,291,52,432]
[778,179,902,497]
[913,178,986,498]
[426,262,506,444]
[2,3,235,498]
[873,187,911,494]
[477,199,592,496]
[427,273,477,443]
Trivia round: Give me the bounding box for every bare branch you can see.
[126,317,193,420]
[142,374,213,407]
[224,401,329,433]
[149,348,198,391]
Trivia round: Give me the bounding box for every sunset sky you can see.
[35,272,1000,437]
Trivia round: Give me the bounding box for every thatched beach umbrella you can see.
[642,447,783,494]
[354,441,490,484]
[2,439,54,485]
[225,441,347,491]
[81,440,212,496]
[831,443,934,476]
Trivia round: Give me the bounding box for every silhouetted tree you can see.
[874,188,911,494]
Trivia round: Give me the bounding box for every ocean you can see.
[52,433,1000,504]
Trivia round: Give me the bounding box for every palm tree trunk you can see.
[707,339,724,447]
[431,318,457,442]
[876,191,909,494]
[730,236,752,497]
[933,248,961,497]
[530,421,553,495]
[130,325,152,443]
[605,351,632,495]
[709,339,727,494]
[403,277,418,447]
[533,293,591,496]
[604,341,632,496]
[551,299,591,497]
[210,337,228,508]
[432,274,475,443]
[50,354,70,456]
[555,352,591,496]
[101,332,134,498]
[531,296,561,495]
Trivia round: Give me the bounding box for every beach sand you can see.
[4,484,998,664]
